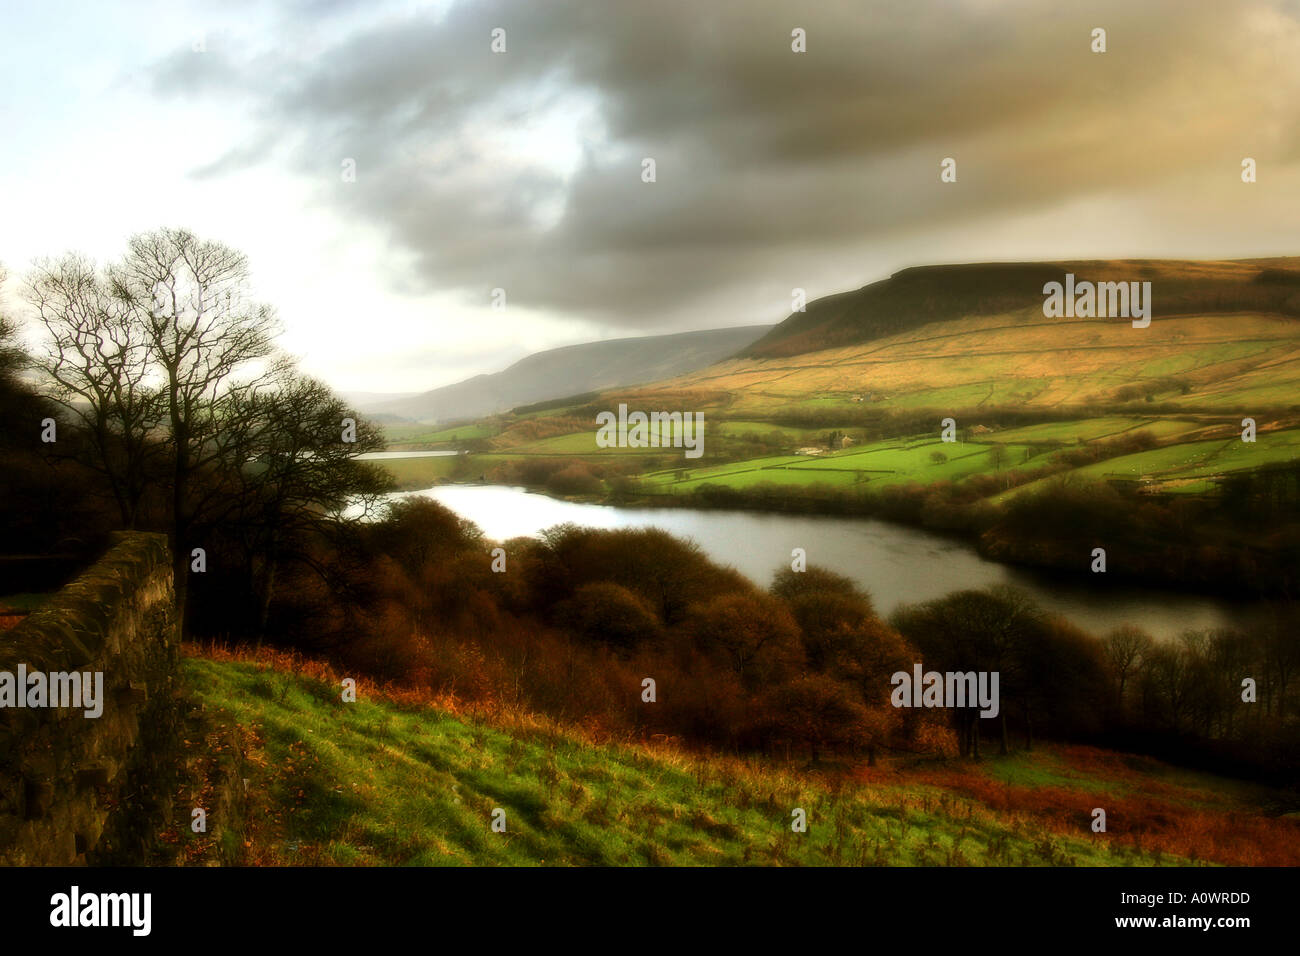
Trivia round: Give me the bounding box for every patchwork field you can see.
[637,439,1051,493]
[374,413,1300,500]
[999,428,1300,499]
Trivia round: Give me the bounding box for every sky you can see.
[3,0,1300,393]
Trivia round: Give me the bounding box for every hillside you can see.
[184,650,1300,866]
[366,325,771,424]
[672,288,1300,417]
[746,257,1300,359]
[421,277,1300,499]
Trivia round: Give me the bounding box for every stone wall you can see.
[0,532,183,865]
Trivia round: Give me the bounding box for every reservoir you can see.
[410,484,1273,641]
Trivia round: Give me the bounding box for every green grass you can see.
[636,435,1054,494]
[376,454,467,490]
[1000,428,1300,499]
[662,467,864,491]
[387,417,1300,501]
[625,420,1300,501]
[383,422,498,446]
[987,417,1204,445]
[185,656,1180,866]
[712,420,827,439]
[885,383,1002,410]
[507,432,671,455]
[0,592,49,611]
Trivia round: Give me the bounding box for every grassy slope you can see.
[184,653,1300,867]
[672,311,1300,414]
[742,257,1300,360]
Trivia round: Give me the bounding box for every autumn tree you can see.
[553,581,664,652]
[533,525,750,625]
[892,586,1042,757]
[756,674,873,763]
[771,565,915,761]
[686,591,805,688]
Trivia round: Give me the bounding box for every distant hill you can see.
[745,257,1300,358]
[639,255,1300,423]
[340,390,418,407]
[365,325,771,423]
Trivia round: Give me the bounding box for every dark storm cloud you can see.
[149,0,1300,327]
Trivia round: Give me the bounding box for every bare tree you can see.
[0,263,23,373]
[26,254,162,527]
[107,228,282,622]
[1262,604,1300,723]
[24,229,394,634]
[1103,625,1155,711]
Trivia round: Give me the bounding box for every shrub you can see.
[684,592,805,687]
[546,463,603,495]
[552,581,665,652]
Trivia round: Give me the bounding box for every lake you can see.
[408,484,1272,641]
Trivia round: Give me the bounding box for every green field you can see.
[507,431,667,455]
[383,422,499,446]
[0,592,49,611]
[987,417,1206,445]
[186,655,1214,866]
[712,420,828,439]
[374,454,467,489]
[637,436,1054,494]
[374,408,1300,500]
[999,428,1300,499]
